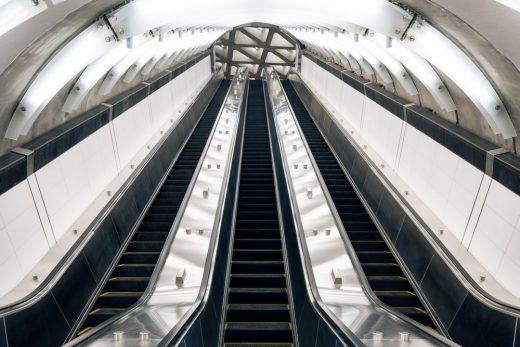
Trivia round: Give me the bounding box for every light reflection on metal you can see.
[67,67,249,347]
[264,67,456,346]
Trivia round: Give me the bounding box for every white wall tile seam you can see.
[300,59,520,301]
[27,176,54,247]
[462,174,489,248]
[0,59,212,300]
[394,120,407,170]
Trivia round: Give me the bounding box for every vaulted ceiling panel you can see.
[215,25,297,79]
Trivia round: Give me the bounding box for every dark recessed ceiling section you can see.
[215,26,297,79]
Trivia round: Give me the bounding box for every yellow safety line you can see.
[77,327,92,336]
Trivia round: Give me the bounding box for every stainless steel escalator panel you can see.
[67,68,249,347]
[263,67,456,347]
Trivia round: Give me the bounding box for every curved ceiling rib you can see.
[3,0,517,140]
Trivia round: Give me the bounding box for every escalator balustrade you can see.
[77,81,231,335]
[222,81,295,347]
[281,80,436,330]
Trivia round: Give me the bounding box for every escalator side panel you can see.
[222,81,295,346]
[76,81,231,335]
[281,80,436,329]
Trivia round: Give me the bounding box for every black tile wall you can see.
[340,71,365,94]
[493,153,520,195]
[0,318,7,347]
[375,189,406,242]
[295,77,518,346]
[395,217,435,280]
[149,71,172,94]
[406,106,494,171]
[0,153,26,195]
[26,105,110,172]
[51,254,98,326]
[82,217,122,283]
[0,67,219,347]
[5,293,70,347]
[110,190,139,241]
[302,51,520,190]
[109,83,150,119]
[448,294,516,347]
[364,83,406,120]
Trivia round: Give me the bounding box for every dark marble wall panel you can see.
[406,106,494,171]
[493,153,520,195]
[109,84,150,119]
[27,105,110,171]
[340,71,365,94]
[5,294,70,347]
[149,71,172,94]
[395,217,435,280]
[82,217,122,283]
[375,190,406,243]
[0,153,26,195]
[0,318,7,347]
[110,189,139,241]
[51,254,97,326]
[364,83,406,119]
[448,294,516,347]
[419,255,468,328]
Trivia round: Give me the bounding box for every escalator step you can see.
[374,291,422,307]
[112,264,156,277]
[228,288,288,304]
[224,322,293,343]
[95,292,142,308]
[233,249,283,261]
[232,261,285,273]
[77,80,231,334]
[366,276,413,291]
[223,81,294,345]
[104,277,150,291]
[226,304,290,322]
[282,80,436,329]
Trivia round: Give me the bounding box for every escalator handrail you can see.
[265,68,456,346]
[263,78,361,347]
[292,69,520,318]
[68,69,249,346]
[158,72,250,347]
[0,64,219,316]
[263,68,364,347]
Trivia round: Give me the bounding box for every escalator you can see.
[77,80,231,335]
[281,80,436,330]
[222,81,295,346]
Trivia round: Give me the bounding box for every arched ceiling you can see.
[0,0,519,155]
[215,25,297,79]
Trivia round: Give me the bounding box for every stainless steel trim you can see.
[0,72,223,317]
[290,70,520,318]
[263,67,456,346]
[263,81,356,347]
[67,68,249,347]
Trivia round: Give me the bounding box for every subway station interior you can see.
[0,1,520,346]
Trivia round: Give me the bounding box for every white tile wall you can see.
[470,180,520,296]
[0,181,48,296]
[112,99,154,168]
[361,99,404,168]
[36,124,119,240]
[0,57,212,299]
[300,56,520,300]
